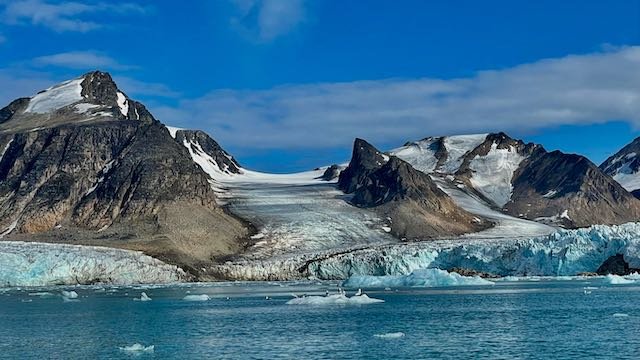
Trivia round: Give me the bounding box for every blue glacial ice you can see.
[0,241,188,287]
[342,268,494,288]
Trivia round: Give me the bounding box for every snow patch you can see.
[468,144,525,207]
[25,78,84,113]
[343,268,494,288]
[165,126,183,139]
[390,138,440,173]
[74,103,100,113]
[440,134,488,172]
[116,92,128,116]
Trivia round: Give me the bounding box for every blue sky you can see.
[0,0,639,172]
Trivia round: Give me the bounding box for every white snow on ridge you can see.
[25,78,84,114]
[0,241,187,287]
[468,144,525,207]
[0,139,13,162]
[165,126,183,139]
[74,103,100,113]
[116,92,129,116]
[613,172,640,192]
[440,134,487,173]
[390,138,440,173]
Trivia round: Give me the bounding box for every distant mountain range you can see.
[1,71,639,280]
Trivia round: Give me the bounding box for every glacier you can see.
[0,241,188,287]
[213,222,640,280]
[342,268,494,288]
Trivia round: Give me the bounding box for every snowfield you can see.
[0,241,188,287]
[25,78,84,113]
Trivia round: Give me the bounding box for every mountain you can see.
[0,71,249,272]
[600,136,640,198]
[338,138,491,239]
[391,132,640,228]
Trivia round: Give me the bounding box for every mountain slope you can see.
[338,138,491,239]
[391,132,640,228]
[0,71,249,272]
[600,136,640,196]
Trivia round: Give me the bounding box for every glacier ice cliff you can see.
[213,223,640,280]
[0,241,188,287]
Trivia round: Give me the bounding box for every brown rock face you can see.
[339,138,491,239]
[505,150,640,227]
[0,72,249,272]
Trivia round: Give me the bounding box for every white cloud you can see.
[0,0,148,32]
[231,0,305,41]
[152,46,640,150]
[31,50,132,70]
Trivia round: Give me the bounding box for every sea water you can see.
[1,279,639,359]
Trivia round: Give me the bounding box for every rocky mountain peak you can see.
[338,138,389,193]
[600,136,640,194]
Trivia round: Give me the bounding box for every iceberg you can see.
[0,241,188,287]
[343,268,494,288]
[119,344,154,353]
[373,332,405,339]
[286,292,384,305]
[603,275,635,285]
[134,292,152,301]
[61,290,78,299]
[183,294,211,301]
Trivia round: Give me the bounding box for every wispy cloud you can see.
[153,46,640,150]
[31,50,133,70]
[0,0,148,33]
[231,0,306,41]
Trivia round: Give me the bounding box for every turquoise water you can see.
[1,279,639,359]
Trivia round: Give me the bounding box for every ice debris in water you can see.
[286,289,384,305]
[343,268,494,288]
[134,292,152,302]
[119,344,155,353]
[373,332,405,339]
[183,294,210,301]
[603,275,635,285]
[61,290,78,299]
[613,313,630,318]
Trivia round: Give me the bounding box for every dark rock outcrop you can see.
[319,164,342,181]
[505,150,640,228]
[339,139,491,239]
[0,71,249,272]
[173,129,241,174]
[338,138,388,193]
[596,254,640,275]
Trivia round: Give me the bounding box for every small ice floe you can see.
[381,226,392,233]
[583,290,592,295]
[28,292,54,297]
[373,332,405,339]
[61,290,79,301]
[286,289,384,306]
[119,343,155,353]
[133,292,152,302]
[603,275,635,285]
[61,290,78,299]
[613,313,630,318]
[183,294,210,301]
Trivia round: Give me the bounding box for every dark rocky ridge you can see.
[339,139,491,239]
[319,164,342,181]
[505,150,640,227]
[0,72,249,274]
[600,136,640,195]
[173,129,241,174]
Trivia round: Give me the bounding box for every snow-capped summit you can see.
[0,70,154,134]
[600,136,640,196]
[391,132,640,228]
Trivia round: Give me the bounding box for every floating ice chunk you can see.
[381,226,392,233]
[134,292,152,302]
[613,313,629,318]
[119,343,154,353]
[625,272,640,280]
[183,294,210,301]
[373,332,405,339]
[28,292,54,297]
[286,293,384,305]
[603,275,635,285]
[343,268,494,288]
[61,290,78,299]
